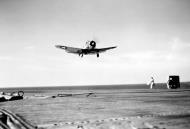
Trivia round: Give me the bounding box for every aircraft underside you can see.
[79,51,100,57]
[55,40,116,58]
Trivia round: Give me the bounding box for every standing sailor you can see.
[147,77,155,89]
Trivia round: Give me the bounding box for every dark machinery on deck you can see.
[167,75,180,89]
[0,91,24,102]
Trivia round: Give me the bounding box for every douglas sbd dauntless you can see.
[55,40,117,57]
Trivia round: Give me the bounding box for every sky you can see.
[0,0,190,87]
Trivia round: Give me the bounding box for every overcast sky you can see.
[0,0,190,87]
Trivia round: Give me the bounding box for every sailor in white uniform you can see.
[147,77,155,89]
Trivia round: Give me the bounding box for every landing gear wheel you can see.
[97,53,99,58]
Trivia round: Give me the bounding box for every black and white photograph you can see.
[0,0,190,129]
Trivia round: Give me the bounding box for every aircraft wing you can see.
[95,46,117,53]
[55,45,82,54]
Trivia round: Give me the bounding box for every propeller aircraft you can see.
[55,40,117,57]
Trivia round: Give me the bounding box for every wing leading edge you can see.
[55,45,82,54]
[55,45,117,57]
[96,46,117,53]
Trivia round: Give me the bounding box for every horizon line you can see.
[1,81,190,89]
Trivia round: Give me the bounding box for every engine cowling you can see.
[86,40,96,49]
[90,40,96,49]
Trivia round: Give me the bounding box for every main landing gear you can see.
[79,53,99,58]
[97,53,99,58]
[79,53,83,57]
